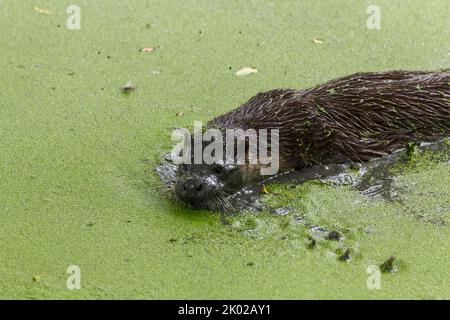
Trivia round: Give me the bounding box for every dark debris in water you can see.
[380,255,398,273]
[271,206,293,215]
[120,80,136,93]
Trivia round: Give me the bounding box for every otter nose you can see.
[175,177,208,207]
[183,178,203,193]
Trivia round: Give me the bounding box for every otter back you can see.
[209,70,450,168]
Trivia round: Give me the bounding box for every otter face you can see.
[175,162,251,211]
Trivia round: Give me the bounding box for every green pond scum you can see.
[0,0,449,299]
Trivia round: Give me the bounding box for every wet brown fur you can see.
[209,70,450,169]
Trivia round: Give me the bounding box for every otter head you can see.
[175,161,257,212]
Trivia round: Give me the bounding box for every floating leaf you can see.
[235,67,258,76]
[34,6,53,15]
[312,38,324,44]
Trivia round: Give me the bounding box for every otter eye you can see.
[214,164,224,174]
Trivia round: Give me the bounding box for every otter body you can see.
[176,70,450,211]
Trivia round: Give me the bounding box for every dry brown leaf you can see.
[235,67,258,76]
[34,6,53,15]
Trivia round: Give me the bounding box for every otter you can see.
[175,70,450,211]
